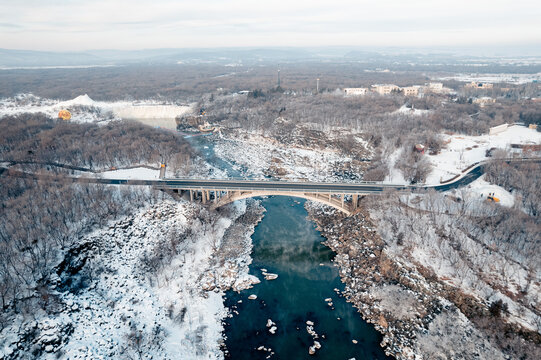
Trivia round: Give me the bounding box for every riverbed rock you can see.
[264,273,279,280]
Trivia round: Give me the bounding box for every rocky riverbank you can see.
[0,198,265,359]
[305,201,538,359]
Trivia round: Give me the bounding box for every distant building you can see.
[465,81,493,89]
[414,144,426,154]
[344,88,368,96]
[473,97,496,107]
[371,84,399,95]
[428,82,444,92]
[402,86,420,96]
[422,82,453,94]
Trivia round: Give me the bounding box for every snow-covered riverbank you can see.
[0,198,264,359]
[212,131,371,182]
[306,202,539,360]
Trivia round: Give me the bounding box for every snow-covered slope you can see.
[0,93,192,123]
[0,199,263,359]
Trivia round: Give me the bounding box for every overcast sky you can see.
[1,0,540,51]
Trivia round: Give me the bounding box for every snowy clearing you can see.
[393,104,431,117]
[402,175,515,213]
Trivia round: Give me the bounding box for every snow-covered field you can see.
[435,72,541,84]
[98,167,161,180]
[0,94,192,123]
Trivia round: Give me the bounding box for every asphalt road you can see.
[2,158,537,195]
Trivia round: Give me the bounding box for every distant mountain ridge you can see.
[1,47,540,69]
[0,47,322,68]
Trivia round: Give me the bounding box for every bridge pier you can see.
[352,194,358,209]
[179,185,369,216]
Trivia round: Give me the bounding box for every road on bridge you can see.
[1,158,538,195]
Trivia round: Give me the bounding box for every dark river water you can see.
[186,134,388,359]
[223,197,388,359]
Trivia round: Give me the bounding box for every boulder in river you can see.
[264,273,279,280]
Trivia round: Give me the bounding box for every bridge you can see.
[2,157,538,216]
[157,179,400,215]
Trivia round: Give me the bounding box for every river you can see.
[223,197,388,359]
[186,134,389,359]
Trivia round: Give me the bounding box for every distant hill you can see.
[0,47,321,68]
[1,47,540,71]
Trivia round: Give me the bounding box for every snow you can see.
[426,125,541,184]
[393,104,431,116]
[56,199,259,359]
[386,125,541,185]
[373,191,541,333]
[463,175,515,207]
[212,133,367,182]
[56,94,96,107]
[0,93,192,124]
[98,167,160,180]
[383,148,407,184]
[435,72,541,84]
[0,65,119,71]
[401,174,515,213]
[416,307,506,359]
[0,197,263,359]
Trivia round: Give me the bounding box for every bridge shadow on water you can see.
[223,196,389,359]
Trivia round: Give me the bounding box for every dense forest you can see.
[0,113,192,171]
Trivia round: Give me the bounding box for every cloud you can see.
[0,0,539,50]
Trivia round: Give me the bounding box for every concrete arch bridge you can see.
[165,180,401,216]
